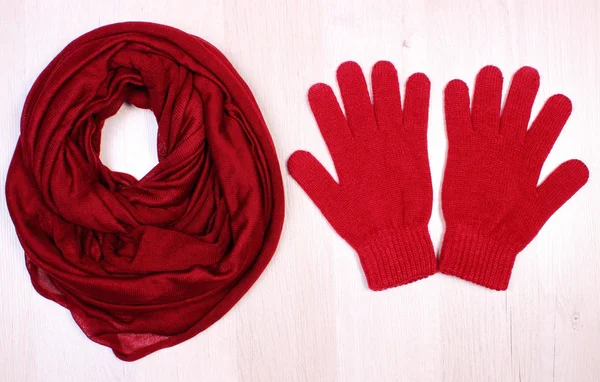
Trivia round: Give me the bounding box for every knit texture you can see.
[288,61,436,291]
[440,65,589,290]
[5,22,285,361]
[356,228,437,290]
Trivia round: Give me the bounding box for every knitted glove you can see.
[440,65,589,290]
[288,61,437,291]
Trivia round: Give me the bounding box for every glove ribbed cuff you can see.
[355,227,437,291]
[439,225,519,291]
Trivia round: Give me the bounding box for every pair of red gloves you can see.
[288,62,589,291]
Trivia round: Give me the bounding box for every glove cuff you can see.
[439,225,520,291]
[355,227,437,291]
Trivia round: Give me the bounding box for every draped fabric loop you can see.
[6,22,284,361]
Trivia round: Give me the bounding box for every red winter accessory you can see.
[288,61,436,291]
[440,66,589,290]
[6,22,284,361]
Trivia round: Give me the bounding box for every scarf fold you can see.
[6,22,284,361]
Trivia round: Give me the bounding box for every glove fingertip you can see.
[547,93,573,114]
[287,150,312,174]
[562,158,589,187]
[477,65,503,81]
[536,159,589,221]
[372,60,397,75]
[308,83,333,102]
[445,79,469,97]
[514,66,540,82]
[539,158,589,191]
[444,79,472,135]
[336,61,362,80]
[407,72,431,89]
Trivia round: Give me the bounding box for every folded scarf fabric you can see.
[5,22,284,361]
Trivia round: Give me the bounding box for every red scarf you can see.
[6,22,284,361]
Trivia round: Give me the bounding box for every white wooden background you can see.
[1,0,599,381]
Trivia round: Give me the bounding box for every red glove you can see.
[440,66,589,290]
[288,61,437,291]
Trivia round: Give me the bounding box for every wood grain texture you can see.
[0,0,598,381]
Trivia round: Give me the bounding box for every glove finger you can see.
[444,79,472,141]
[372,61,402,131]
[524,94,572,177]
[533,159,589,226]
[288,150,342,219]
[403,73,431,134]
[336,61,377,138]
[308,83,352,163]
[500,66,539,141]
[472,65,503,136]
